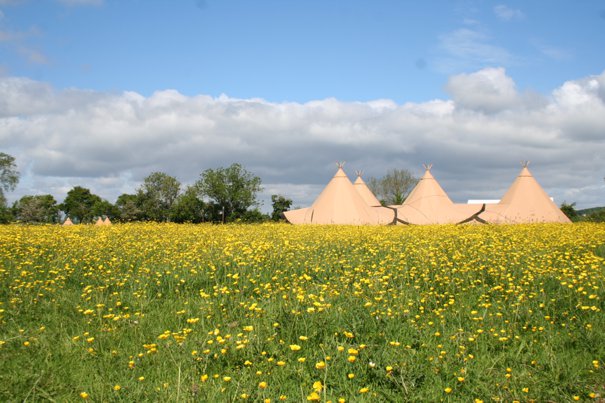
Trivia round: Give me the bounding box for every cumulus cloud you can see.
[445,67,518,112]
[1,69,605,210]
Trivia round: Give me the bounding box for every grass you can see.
[0,222,604,401]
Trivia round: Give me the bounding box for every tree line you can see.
[0,153,293,224]
[8,151,594,225]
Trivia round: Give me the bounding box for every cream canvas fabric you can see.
[353,173,382,207]
[482,165,571,223]
[284,163,568,226]
[284,165,395,225]
[62,217,74,226]
[395,166,483,225]
[282,207,309,224]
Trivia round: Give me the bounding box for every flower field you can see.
[1,223,604,402]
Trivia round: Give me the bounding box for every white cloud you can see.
[1,69,605,210]
[494,4,525,21]
[434,28,514,73]
[445,67,518,112]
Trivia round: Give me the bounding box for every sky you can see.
[1,0,604,212]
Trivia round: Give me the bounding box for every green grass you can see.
[1,223,604,401]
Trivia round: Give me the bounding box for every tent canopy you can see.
[284,164,394,225]
[482,163,570,223]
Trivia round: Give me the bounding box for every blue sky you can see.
[1,0,605,210]
[3,0,603,102]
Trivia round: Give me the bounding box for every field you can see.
[1,223,604,402]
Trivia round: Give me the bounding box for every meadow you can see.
[1,223,604,402]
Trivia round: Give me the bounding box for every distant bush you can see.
[584,208,605,223]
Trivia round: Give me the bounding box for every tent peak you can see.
[521,160,530,168]
[336,161,346,169]
[423,163,433,171]
[355,170,363,177]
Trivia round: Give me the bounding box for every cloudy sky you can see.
[1,0,604,211]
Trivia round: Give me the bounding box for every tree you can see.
[367,168,418,205]
[137,172,181,222]
[170,186,206,223]
[115,193,144,222]
[91,199,120,220]
[0,152,19,207]
[271,194,292,221]
[60,186,103,223]
[13,195,59,223]
[196,163,262,222]
[239,208,269,223]
[560,202,578,221]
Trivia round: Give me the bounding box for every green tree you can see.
[115,193,144,222]
[586,208,605,223]
[60,186,102,223]
[560,202,578,221]
[13,195,59,223]
[0,152,19,207]
[170,186,205,223]
[137,172,181,222]
[271,194,292,221]
[91,199,120,220]
[195,163,262,222]
[239,208,269,223]
[367,168,417,205]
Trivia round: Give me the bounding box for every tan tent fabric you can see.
[396,166,483,225]
[284,165,395,225]
[482,165,571,223]
[284,162,568,226]
[103,217,112,225]
[62,217,74,226]
[353,173,382,207]
[283,207,309,224]
[95,217,104,226]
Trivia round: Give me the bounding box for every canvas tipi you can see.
[284,164,395,225]
[353,171,382,207]
[63,217,74,226]
[482,162,571,223]
[396,165,484,225]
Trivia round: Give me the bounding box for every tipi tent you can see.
[95,217,104,226]
[396,165,483,225]
[353,172,382,207]
[284,164,395,225]
[482,163,571,223]
[62,217,74,226]
[103,217,112,225]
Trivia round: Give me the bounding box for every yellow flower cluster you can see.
[0,222,603,401]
